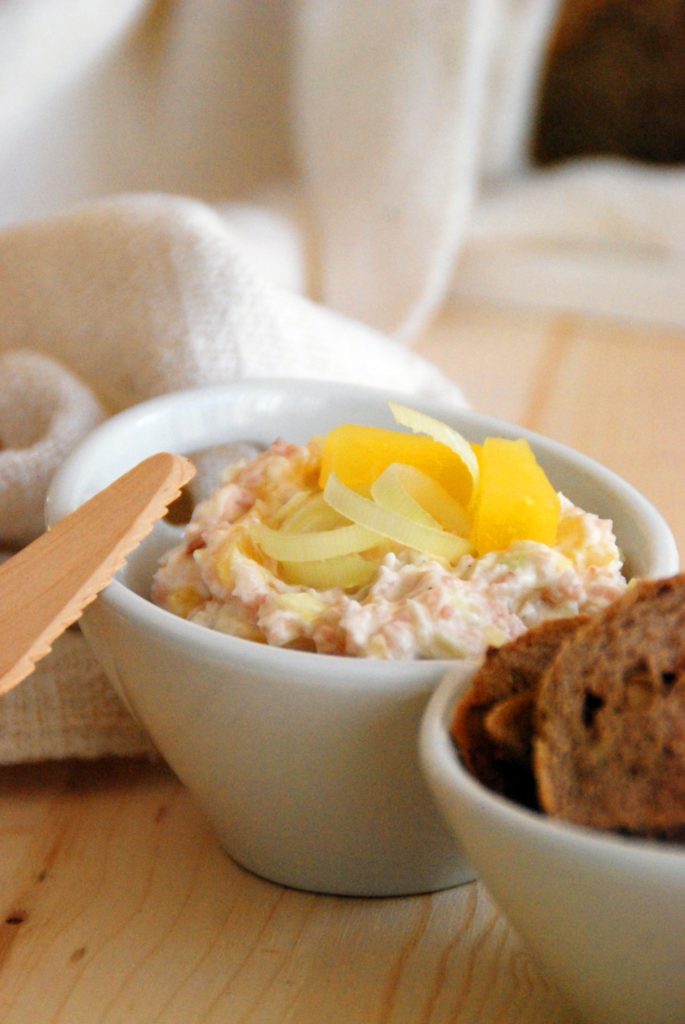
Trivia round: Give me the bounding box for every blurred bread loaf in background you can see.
[534,0,685,165]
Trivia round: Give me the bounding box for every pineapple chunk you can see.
[319,425,473,505]
[472,438,560,555]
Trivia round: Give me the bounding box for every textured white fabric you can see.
[1,0,681,341]
[294,0,497,339]
[0,349,105,547]
[0,194,461,414]
[0,629,156,762]
[0,192,465,763]
[1,0,682,761]
[452,161,685,331]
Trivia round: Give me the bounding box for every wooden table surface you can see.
[1,303,683,1024]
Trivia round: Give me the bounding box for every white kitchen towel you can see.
[0,192,466,762]
[0,0,555,338]
[4,0,681,340]
[453,160,685,331]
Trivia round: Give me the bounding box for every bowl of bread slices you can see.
[420,574,685,1024]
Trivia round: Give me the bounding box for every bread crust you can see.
[452,616,587,807]
[534,575,685,839]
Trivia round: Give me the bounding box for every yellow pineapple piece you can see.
[319,425,473,505]
[472,438,560,555]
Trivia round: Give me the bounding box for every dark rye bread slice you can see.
[452,616,587,807]
[535,575,685,839]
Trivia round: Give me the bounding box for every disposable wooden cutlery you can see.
[0,452,194,696]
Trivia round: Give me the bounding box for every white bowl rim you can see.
[46,378,679,689]
[420,667,685,867]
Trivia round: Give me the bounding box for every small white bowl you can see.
[420,670,685,1024]
[47,380,678,897]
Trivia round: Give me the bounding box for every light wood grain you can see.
[0,759,565,1024]
[0,303,682,1024]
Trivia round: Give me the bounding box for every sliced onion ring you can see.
[324,473,472,563]
[253,520,378,562]
[371,463,470,535]
[281,493,346,533]
[370,464,441,527]
[281,553,378,589]
[388,402,479,502]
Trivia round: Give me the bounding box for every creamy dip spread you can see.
[151,433,627,660]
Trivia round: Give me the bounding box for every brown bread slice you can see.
[452,616,587,807]
[535,575,685,839]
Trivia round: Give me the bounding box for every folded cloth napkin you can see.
[0,348,105,548]
[0,192,466,763]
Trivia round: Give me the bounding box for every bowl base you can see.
[224,845,476,898]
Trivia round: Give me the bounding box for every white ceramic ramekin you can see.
[420,669,685,1024]
[47,380,678,896]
